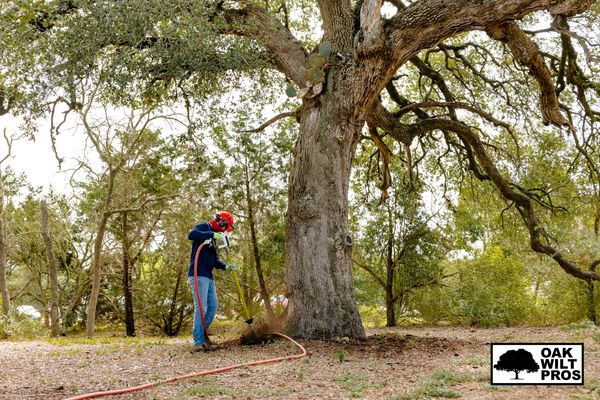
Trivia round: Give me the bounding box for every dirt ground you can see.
[1,324,599,400]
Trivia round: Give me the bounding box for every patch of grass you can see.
[463,355,487,366]
[563,321,598,331]
[429,370,472,385]
[501,333,516,341]
[396,369,477,399]
[404,337,416,349]
[481,384,508,392]
[175,382,236,399]
[472,373,489,382]
[422,385,461,398]
[583,379,600,390]
[48,348,82,357]
[570,394,596,400]
[335,372,374,398]
[573,378,600,400]
[336,348,346,363]
[249,387,293,397]
[47,336,171,347]
[47,337,123,346]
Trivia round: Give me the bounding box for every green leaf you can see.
[285,85,297,97]
[319,41,332,57]
[304,68,324,84]
[308,53,325,68]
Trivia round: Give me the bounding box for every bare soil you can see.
[0,324,598,399]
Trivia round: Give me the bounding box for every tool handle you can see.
[232,270,251,321]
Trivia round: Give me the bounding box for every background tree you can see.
[351,135,451,326]
[40,200,60,337]
[209,86,295,324]
[0,131,14,314]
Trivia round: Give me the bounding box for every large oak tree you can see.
[2,0,599,338]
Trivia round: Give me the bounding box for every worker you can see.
[187,212,237,352]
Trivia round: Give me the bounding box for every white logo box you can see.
[490,343,584,385]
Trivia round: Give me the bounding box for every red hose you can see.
[192,241,210,342]
[64,332,306,400]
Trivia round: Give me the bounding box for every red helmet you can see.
[213,211,234,232]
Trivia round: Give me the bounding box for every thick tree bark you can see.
[40,200,61,337]
[285,92,365,339]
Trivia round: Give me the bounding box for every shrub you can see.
[0,309,47,340]
[455,246,534,327]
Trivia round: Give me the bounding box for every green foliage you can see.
[335,347,346,363]
[455,246,534,327]
[397,369,473,399]
[319,41,332,56]
[411,282,458,324]
[539,272,589,324]
[358,305,387,327]
[334,372,375,398]
[351,139,449,326]
[307,53,325,68]
[0,310,46,340]
[285,84,297,97]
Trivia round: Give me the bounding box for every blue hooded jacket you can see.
[187,222,227,279]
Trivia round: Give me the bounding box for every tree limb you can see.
[486,21,567,127]
[241,109,300,133]
[401,118,600,281]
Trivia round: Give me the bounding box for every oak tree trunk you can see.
[285,94,365,340]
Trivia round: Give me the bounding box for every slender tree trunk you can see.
[121,212,135,337]
[0,192,9,315]
[41,200,61,337]
[385,285,396,327]
[165,262,183,336]
[589,204,599,324]
[385,254,396,327]
[285,94,365,339]
[61,279,90,335]
[385,207,396,327]
[243,165,275,323]
[588,280,596,324]
[86,170,116,337]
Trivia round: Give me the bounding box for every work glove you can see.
[213,232,223,242]
[225,264,238,272]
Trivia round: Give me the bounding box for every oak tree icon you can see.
[494,349,540,380]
